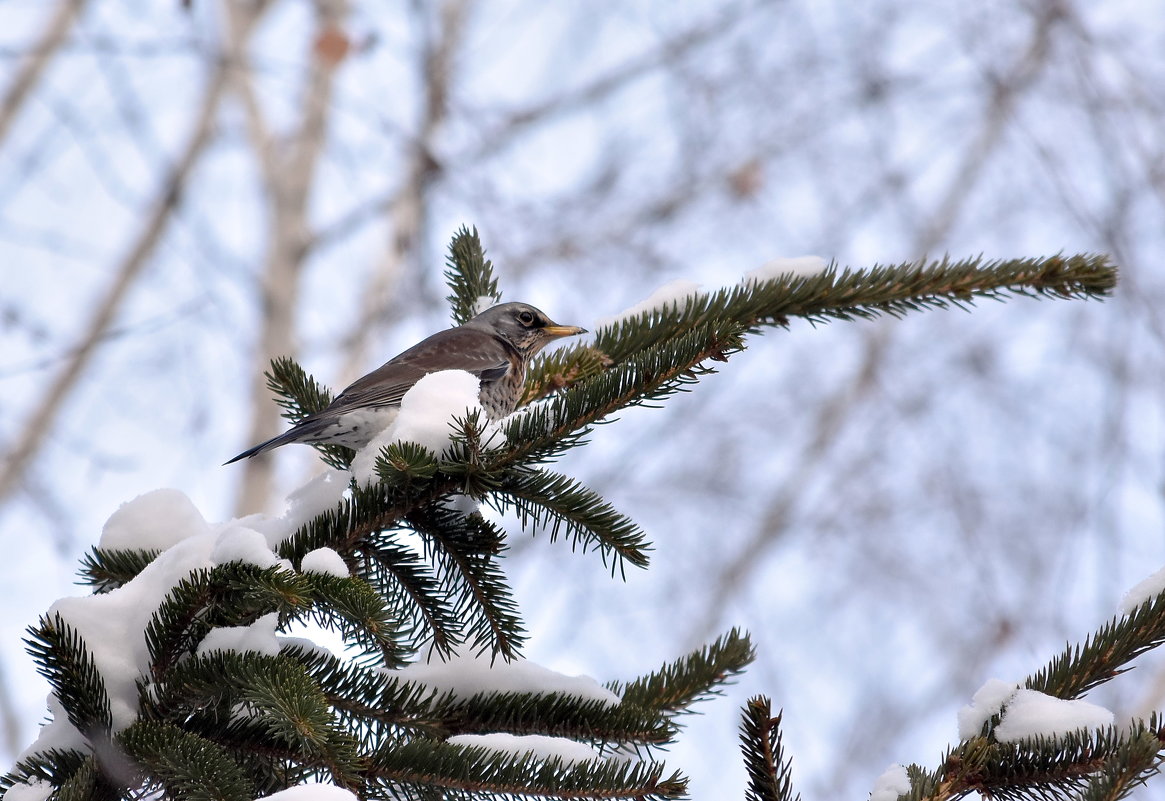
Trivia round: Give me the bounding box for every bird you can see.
[225,302,586,463]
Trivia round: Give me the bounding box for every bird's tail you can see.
[223,415,342,465]
[222,428,305,465]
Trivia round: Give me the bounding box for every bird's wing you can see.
[306,328,512,420]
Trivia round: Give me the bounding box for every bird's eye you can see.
[517,311,536,326]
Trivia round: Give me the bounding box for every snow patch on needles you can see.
[301,547,349,578]
[594,279,703,328]
[1119,565,1165,614]
[16,695,86,765]
[448,733,603,762]
[2,778,54,801]
[958,680,1114,743]
[233,467,350,549]
[197,612,282,658]
[440,493,480,518]
[390,647,620,706]
[869,763,911,801]
[351,370,494,485]
[957,678,1019,739]
[256,783,358,800]
[281,469,349,532]
[23,478,356,759]
[472,296,500,316]
[743,256,828,284]
[994,689,1114,743]
[100,488,211,550]
[211,525,289,570]
[49,533,221,733]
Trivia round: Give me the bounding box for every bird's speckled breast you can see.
[478,362,524,419]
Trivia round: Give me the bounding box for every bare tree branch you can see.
[303,4,747,258]
[915,0,1066,252]
[232,0,352,515]
[0,14,261,505]
[0,0,89,149]
[689,1,1070,638]
[333,0,470,389]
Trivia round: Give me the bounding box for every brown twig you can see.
[0,6,266,505]
[0,0,89,148]
[233,0,353,515]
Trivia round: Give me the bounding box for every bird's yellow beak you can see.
[542,324,588,338]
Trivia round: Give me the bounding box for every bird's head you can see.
[467,302,587,356]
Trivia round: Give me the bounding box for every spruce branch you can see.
[502,318,747,467]
[147,563,403,678]
[490,467,651,573]
[408,507,526,660]
[911,719,1165,801]
[611,628,755,717]
[358,539,460,657]
[903,764,942,801]
[280,645,673,750]
[739,697,799,801]
[279,645,448,736]
[117,719,254,801]
[182,716,319,792]
[146,652,364,789]
[222,657,360,780]
[521,345,613,406]
[267,254,1119,594]
[24,614,112,734]
[1,749,100,801]
[289,572,408,667]
[894,591,1165,801]
[1023,591,1165,701]
[266,356,332,420]
[277,482,522,659]
[939,728,1137,801]
[277,480,443,565]
[45,755,115,801]
[441,409,510,499]
[445,225,502,325]
[375,441,440,489]
[524,253,1117,401]
[1077,719,1165,801]
[144,565,305,677]
[77,547,159,593]
[438,691,675,748]
[367,738,686,800]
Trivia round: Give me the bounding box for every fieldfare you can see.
[225,302,586,463]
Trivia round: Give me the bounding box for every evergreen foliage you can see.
[1025,592,1165,700]
[3,230,1146,801]
[859,586,1165,801]
[738,697,798,801]
[611,628,754,717]
[25,615,112,734]
[445,225,503,326]
[78,548,159,593]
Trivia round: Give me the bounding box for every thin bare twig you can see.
[690,0,1069,640]
[0,0,89,149]
[303,4,747,258]
[0,16,260,505]
[915,0,1066,252]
